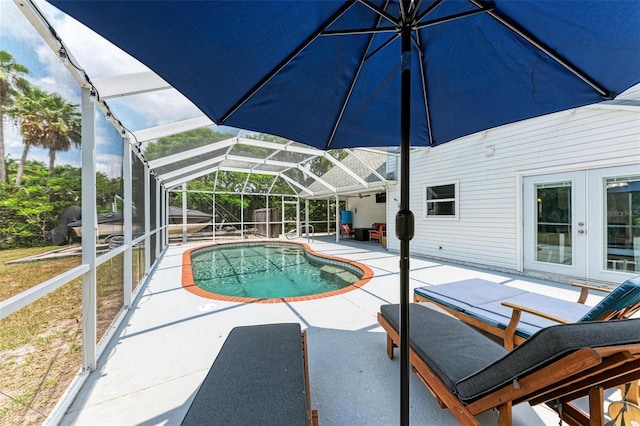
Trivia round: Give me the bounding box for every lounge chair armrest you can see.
[571,283,611,304]
[501,301,571,324]
[501,300,572,350]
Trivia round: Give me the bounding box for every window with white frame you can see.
[425,182,458,218]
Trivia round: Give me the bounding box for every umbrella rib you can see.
[326,0,393,149]
[469,0,610,97]
[408,0,425,24]
[358,0,399,27]
[399,0,410,23]
[413,31,434,145]
[219,2,357,124]
[322,26,398,36]
[414,0,444,24]
[415,7,493,30]
[364,33,400,62]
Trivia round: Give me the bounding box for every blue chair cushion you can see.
[474,292,591,338]
[579,276,640,321]
[414,279,527,309]
[414,277,640,339]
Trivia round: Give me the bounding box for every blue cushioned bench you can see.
[378,303,640,425]
[181,323,317,426]
[413,276,640,349]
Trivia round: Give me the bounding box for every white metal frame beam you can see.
[158,154,226,182]
[92,71,171,99]
[294,165,335,192]
[345,148,387,182]
[80,87,97,371]
[148,137,236,168]
[134,116,216,145]
[321,152,370,187]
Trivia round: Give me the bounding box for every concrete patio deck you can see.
[60,236,614,425]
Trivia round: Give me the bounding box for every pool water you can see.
[190,244,362,299]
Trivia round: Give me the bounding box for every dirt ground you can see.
[1,247,124,425]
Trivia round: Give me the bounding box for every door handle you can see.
[577,229,585,234]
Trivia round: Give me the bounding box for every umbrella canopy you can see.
[48,1,640,423]
[48,1,639,149]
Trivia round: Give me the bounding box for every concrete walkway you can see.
[60,237,611,425]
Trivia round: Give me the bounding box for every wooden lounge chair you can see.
[413,276,640,350]
[378,303,640,426]
[181,323,318,426]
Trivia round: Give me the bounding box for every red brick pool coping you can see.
[181,240,374,303]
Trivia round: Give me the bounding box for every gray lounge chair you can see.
[413,276,640,349]
[181,323,317,426]
[378,303,640,425]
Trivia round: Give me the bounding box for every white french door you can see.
[524,172,586,277]
[524,166,639,283]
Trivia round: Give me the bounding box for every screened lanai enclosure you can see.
[0,1,394,423]
[159,137,392,243]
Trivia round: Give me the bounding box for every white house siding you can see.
[346,194,386,229]
[386,102,640,278]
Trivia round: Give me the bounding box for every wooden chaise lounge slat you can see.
[181,323,317,426]
[378,303,640,426]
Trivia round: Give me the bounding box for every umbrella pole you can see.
[397,22,415,426]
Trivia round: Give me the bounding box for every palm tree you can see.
[5,85,79,186]
[0,50,29,183]
[44,94,80,173]
[7,83,49,186]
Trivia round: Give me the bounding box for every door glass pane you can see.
[605,176,640,272]
[535,182,572,265]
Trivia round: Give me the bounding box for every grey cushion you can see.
[475,292,591,338]
[380,303,508,392]
[414,279,527,309]
[181,323,308,426]
[414,279,592,339]
[455,317,640,403]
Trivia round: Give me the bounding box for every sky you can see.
[0,0,237,179]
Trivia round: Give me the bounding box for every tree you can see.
[5,84,80,185]
[0,50,29,183]
[144,127,234,160]
[0,160,83,248]
[44,94,81,173]
[7,83,50,186]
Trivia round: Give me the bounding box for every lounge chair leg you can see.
[386,334,396,359]
[588,386,604,426]
[497,402,512,426]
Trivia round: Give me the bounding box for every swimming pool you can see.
[182,241,373,303]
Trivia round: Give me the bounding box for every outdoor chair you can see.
[369,223,385,243]
[413,276,640,350]
[378,303,640,426]
[181,323,318,426]
[340,223,355,239]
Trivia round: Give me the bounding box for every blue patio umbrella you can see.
[48,1,640,423]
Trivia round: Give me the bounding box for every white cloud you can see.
[2,1,42,44]
[33,1,212,132]
[35,0,148,78]
[96,153,123,179]
[3,0,237,173]
[3,119,25,161]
